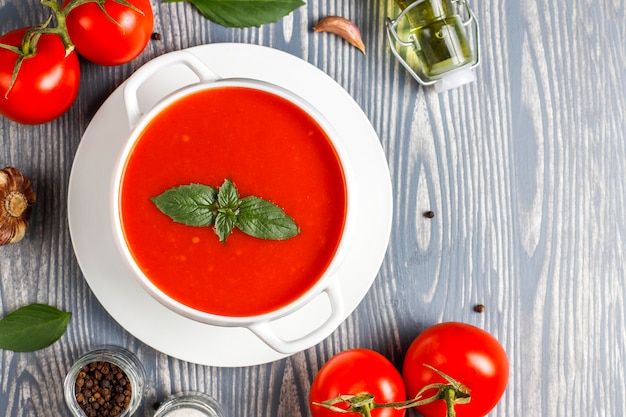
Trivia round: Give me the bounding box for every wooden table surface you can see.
[1,0,625,416]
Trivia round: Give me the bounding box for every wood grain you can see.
[1,0,625,416]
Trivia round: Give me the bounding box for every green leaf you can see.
[163,0,305,28]
[215,210,236,242]
[217,179,240,210]
[152,179,300,242]
[236,196,300,240]
[150,183,218,226]
[0,304,71,352]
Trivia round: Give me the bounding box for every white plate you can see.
[68,43,392,367]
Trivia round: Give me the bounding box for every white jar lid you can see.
[154,393,224,417]
[166,409,209,417]
[435,66,476,92]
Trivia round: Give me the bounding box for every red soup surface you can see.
[119,86,347,318]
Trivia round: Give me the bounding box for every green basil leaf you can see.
[0,304,71,352]
[150,183,218,226]
[163,0,305,28]
[218,179,240,210]
[215,210,236,242]
[153,180,300,242]
[236,196,300,240]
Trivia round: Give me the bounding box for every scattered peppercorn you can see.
[75,361,132,417]
[473,304,485,313]
[151,32,162,41]
[423,210,435,218]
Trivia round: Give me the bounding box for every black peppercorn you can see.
[473,304,485,313]
[423,210,435,218]
[75,361,132,417]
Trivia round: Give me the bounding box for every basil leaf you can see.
[215,210,236,242]
[218,179,239,210]
[236,196,300,240]
[153,179,300,242]
[150,183,218,226]
[163,0,305,28]
[0,304,71,352]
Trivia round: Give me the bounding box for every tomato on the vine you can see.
[63,0,154,66]
[310,348,406,417]
[402,322,509,417]
[0,28,80,124]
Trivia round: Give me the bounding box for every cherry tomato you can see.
[310,348,406,417]
[64,0,154,66]
[0,28,80,124]
[402,322,509,417]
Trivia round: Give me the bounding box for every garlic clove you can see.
[313,16,366,54]
[1,167,36,245]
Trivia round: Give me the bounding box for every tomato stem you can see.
[63,0,143,15]
[443,387,457,417]
[61,0,144,34]
[312,365,471,417]
[40,0,75,55]
[0,0,145,97]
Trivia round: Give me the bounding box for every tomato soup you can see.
[119,86,348,318]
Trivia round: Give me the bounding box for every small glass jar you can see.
[153,392,225,417]
[64,346,146,417]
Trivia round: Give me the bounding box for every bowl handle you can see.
[123,50,221,128]
[248,279,345,354]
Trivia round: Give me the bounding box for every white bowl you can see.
[110,51,356,354]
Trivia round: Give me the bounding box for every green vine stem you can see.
[61,0,144,26]
[0,0,142,97]
[39,0,75,54]
[312,365,471,417]
[0,16,54,98]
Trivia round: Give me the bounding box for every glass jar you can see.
[153,392,225,417]
[386,0,480,91]
[64,346,146,417]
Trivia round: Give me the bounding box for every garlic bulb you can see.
[1,167,36,245]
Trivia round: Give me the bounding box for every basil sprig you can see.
[150,179,300,242]
[0,304,71,352]
[163,0,305,28]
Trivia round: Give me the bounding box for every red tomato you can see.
[402,322,509,417]
[310,348,406,417]
[64,0,154,66]
[0,28,80,124]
